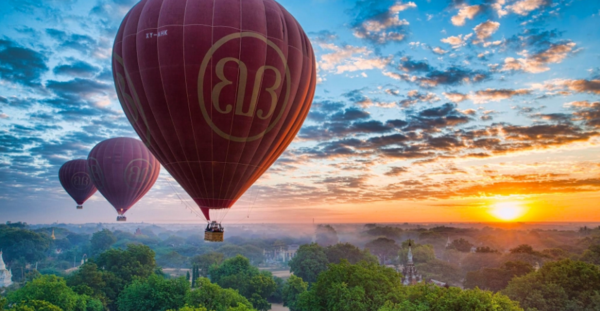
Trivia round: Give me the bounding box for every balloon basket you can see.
[204,231,224,242]
[76,205,83,210]
[117,216,127,222]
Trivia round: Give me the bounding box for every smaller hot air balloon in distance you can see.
[112,0,317,241]
[59,159,97,209]
[87,137,160,221]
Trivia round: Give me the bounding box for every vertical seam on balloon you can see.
[181,0,210,210]
[215,0,244,211]
[222,0,269,202]
[241,9,312,197]
[153,0,197,215]
[208,0,217,213]
[228,1,291,200]
[133,0,185,206]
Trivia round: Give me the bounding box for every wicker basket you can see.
[205,231,224,242]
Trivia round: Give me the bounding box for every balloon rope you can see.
[164,177,204,220]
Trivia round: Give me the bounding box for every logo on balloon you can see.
[198,32,292,142]
[87,158,106,190]
[71,172,92,191]
[124,159,153,190]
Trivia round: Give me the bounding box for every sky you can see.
[1,0,600,224]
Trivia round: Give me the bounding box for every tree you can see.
[315,225,338,247]
[186,278,254,311]
[447,238,474,252]
[191,252,224,277]
[297,260,402,311]
[269,277,284,304]
[415,259,462,285]
[0,225,51,264]
[464,261,533,292]
[365,238,400,264]
[68,244,156,310]
[209,255,277,311]
[288,243,328,283]
[117,274,189,311]
[503,259,600,311]
[7,275,103,311]
[379,284,522,311]
[324,243,378,264]
[398,241,435,265]
[581,244,600,265]
[6,300,63,311]
[89,230,116,255]
[364,226,403,240]
[282,275,308,311]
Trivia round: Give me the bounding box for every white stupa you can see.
[0,251,13,287]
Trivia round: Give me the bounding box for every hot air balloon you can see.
[112,0,316,241]
[87,137,160,221]
[59,159,97,210]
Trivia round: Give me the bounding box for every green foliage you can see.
[324,243,378,264]
[7,275,102,311]
[464,261,533,292]
[7,300,63,311]
[0,224,51,264]
[398,242,435,265]
[269,277,284,303]
[117,274,189,311]
[282,275,308,311]
[315,225,338,247]
[209,255,276,311]
[167,306,208,311]
[503,259,600,311]
[288,243,328,284]
[89,230,116,255]
[380,284,522,311]
[297,260,402,311]
[365,226,403,240]
[581,244,600,265]
[186,278,254,311]
[156,251,189,269]
[216,245,264,265]
[191,252,224,277]
[68,244,156,309]
[95,243,156,284]
[447,238,474,252]
[365,238,400,264]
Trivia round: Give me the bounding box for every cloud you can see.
[451,5,481,26]
[446,88,531,104]
[535,79,600,96]
[53,60,100,77]
[398,57,434,72]
[317,43,390,74]
[508,0,546,15]
[399,90,440,107]
[352,1,416,44]
[441,33,473,48]
[474,21,500,40]
[385,166,407,176]
[501,42,577,73]
[432,47,448,55]
[0,39,48,88]
[46,29,97,54]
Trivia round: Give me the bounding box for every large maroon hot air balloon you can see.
[112,0,316,240]
[59,159,97,210]
[87,137,160,221]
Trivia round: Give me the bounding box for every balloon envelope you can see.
[112,0,316,221]
[87,137,160,216]
[59,159,97,207]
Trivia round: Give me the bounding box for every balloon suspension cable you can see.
[164,177,204,220]
[246,187,260,219]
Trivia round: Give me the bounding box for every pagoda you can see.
[51,229,56,240]
[0,251,13,288]
[402,242,422,285]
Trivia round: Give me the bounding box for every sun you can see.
[490,202,524,221]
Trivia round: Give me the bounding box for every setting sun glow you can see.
[491,202,524,221]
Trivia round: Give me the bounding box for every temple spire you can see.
[0,251,5,270]
[51,229,56,240]
[407,242,413,264]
